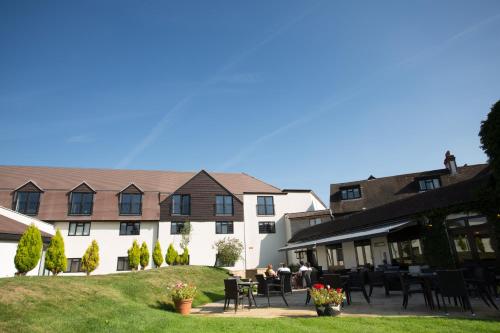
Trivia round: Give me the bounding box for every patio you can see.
[192,288,500,319]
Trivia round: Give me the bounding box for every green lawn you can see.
[0,266,498,333]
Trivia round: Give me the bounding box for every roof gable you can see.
[13,180,44,193]
[68,181,96,194]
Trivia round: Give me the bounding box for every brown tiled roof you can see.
[286,209,332,219]
[330,164,488,215]
[0,215,52,240]
[290,168,491,243]
[0,166,282,221]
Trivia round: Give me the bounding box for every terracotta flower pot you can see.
[174,298,193,315]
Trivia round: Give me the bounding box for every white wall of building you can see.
[56,221,157,275]
[157,220,246,270]
[0,241,20,277]
[371,236,390,266]
[243,192,326,270]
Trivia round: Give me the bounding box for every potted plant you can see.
[309,283,345,316]
[170,282,197,315]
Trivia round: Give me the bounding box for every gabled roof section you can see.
[119,183,144,194]
[68,181,96,194]
[13,180,44,193]
[0,206,55,238]
[291,169,491,243]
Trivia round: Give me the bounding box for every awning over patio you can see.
[278,220,412,252]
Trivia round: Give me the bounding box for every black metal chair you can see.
[224,278,245,312]
[345,271,370,304]
[303,270,314,305]
[383,271,403,296]
[278,271,293,294]
[367,271,385,297]
[465,266,498,310]
[255,274,288,307]
[399,273,430,310]
[322,273,345,290]
[436,270,475,316]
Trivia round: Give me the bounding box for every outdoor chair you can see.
[303,270,314,305]
[345,271,370,304]
[399,273,430,310]
[255,274,289,307]
[322,273,345,290]
[278,271,293,294]
[383,271,403,295]
[224,278,245,312]
[465,266,498,310]
[436,270,475,316]
[367,271,386,297]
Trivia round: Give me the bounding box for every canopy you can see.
[278,220,411,252]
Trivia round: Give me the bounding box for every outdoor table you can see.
[408,272,437,310]
[238,281,258,308]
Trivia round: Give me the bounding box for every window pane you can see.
[76,224,84,236]
[453,234,472,263]
[82,193,93,214]
[69,223,76,235]
[356,246,365,265]
[468,216,487,226]
[83,223,91,235]
[26,192,40,214]
[364,245,373,265]
[172,195,180,215]
[257,196,265,205]
[181,195,190,215]
[389,242,400,259]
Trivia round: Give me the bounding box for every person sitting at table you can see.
[277,263,291,273]
[265,264,278,278]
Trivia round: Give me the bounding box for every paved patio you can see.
[192,288,500,319]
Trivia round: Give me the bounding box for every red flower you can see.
[312,283,325,289]
[336,288,342,294]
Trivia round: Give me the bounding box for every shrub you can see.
[180,220,191,250]
[169,282,197,302]
[44,228,67,275]
[14,224,43,275]
[213,237,243,267]
[165,243,178,266]
[152,241,163,268]
[180,247,189,265]
[128,240,140,270]
[140,241,149,270]
[81,240,99,276]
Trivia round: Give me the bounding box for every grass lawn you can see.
[0,266,498,333]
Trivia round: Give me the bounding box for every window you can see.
[354,240,373,267]
[258,221,276,234]
[309,218,322,226]
[171,221,185,235]
[215,195,233,216]
[119,193,142,215]
[418,178,441,191]
[172,194,190,215]
[256,196,274,215]
[14,191,41,215]
[69,192,93,215]
[326,244,344,269]
[119,222,140,235]
[65,258,83,273]
[389,239,424,264]
[117,257,130,271]
[68,222,91,236]
[340,186,361,200]
[216,221,233,234]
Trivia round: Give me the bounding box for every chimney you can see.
[444,150,458,175]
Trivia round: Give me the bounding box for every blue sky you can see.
[1,1,500,203]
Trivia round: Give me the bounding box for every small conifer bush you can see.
[81,240,99,276]
[14,224,43,275]
[44,229,67,275]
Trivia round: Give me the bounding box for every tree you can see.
[140,241,149,270]
[180,247,189,265]
[478,100,500,268]
[152,241,163,268]
[44,228,67,275]
[180,220,191,250]
[14,224,43,275]
[480,100,500,183]
[128,240,140,271]
[213,237,243,267]
[165,243,178,266]
[81,240,99,276]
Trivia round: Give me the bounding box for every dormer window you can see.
[172,194,190,215]
[13,181,43,216]
[119,193,142,215]
[15,191,41,215]
[418,178,440,191]
[69,192,94,215]
[340,185,361,200]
